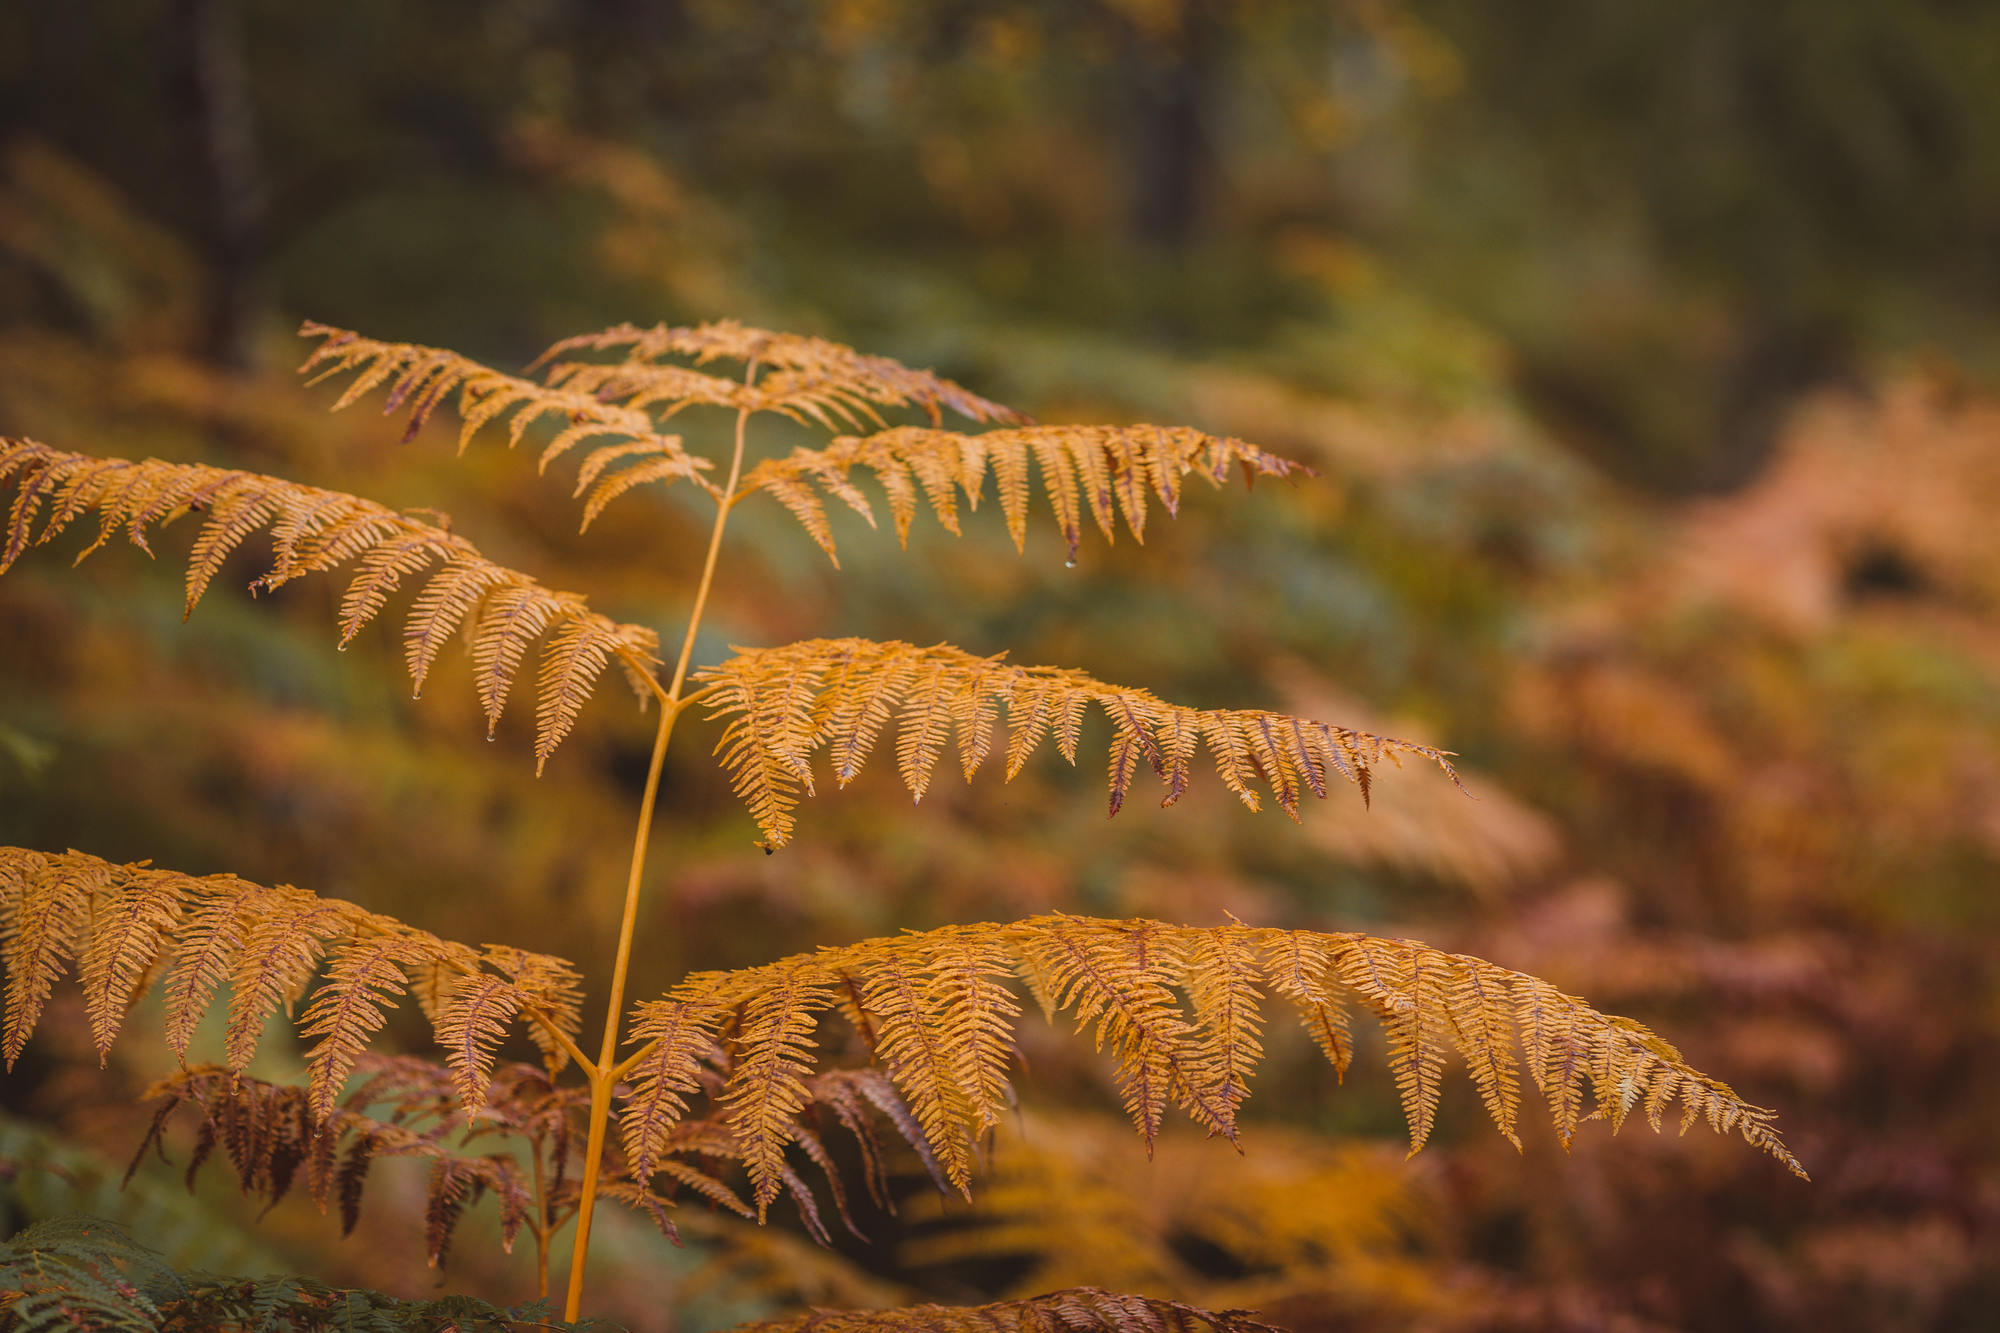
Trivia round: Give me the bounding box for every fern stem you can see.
[662,382,757,705]
[531,1143,551,1301]
[520,1002,597,1080]
[619,644,675,711]
[564,374,758,1322]
[607,1036,660,1084]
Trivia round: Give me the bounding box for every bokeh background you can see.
[4,2,1999,1330]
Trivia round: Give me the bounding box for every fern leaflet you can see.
[0,439,661,772]
[734,424,1310,564]
[0,848,583,1118]
[531,318,1024,427]
[296,322,716,506]
[695,638,1461,849]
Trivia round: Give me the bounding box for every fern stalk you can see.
[564,363,758,1320]
[531,1137,552,1301]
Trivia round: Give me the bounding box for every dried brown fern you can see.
[693,638,1460,849]
[734,425,1309,565]
[620,914,1803,1223]
[0,438,660,769]
[131,1061,544,1269]
[130,1054,938,1285]
[724,1289,1279,1333]
[608,1065,946,1251]
[0,847,584,1121]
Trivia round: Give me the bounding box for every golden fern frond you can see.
[0,439,661,772]
[721,1287,1278,1333]
[733,425,1310,564]
[694,638,1460,850]
[1013,919,1212,1152]
[721,966,842,1218]
[619,998,727,1183]
[849,945,981,1193]
[543,360,905,435]
[295,322,717,512]
[474,944,586,1081]
[843,933,1023,1196]
[530,318,1024,428]
[1179,926,1266,1136]
[434,972,527,1117]
[1334,936,1452,1155]
[1258,933,1353,1081]
[0,850,109,1067]
[0,847,584,1122]
[81,867,198,1062]
[645,914,1804,1220]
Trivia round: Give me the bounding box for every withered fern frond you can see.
[694,638,1460,850]
[0,439,661,770]
[723,1289,1279,1333]
[634,915,1804,1220]
[531,318,1024,428]
[611,1066,946,1250]
[0,847,584,1122]
[134,1061,547,1268]
[733,425,1310,565]
[296,322,718,510]
[132,1053,936,1267]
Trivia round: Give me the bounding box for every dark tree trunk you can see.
[177,0,265,370]
[1123,0,1218,248]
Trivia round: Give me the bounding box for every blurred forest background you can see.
[3,2,1999,1330]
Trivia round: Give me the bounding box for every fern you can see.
[1,313,1811,1327]
[0,1214,603,1333]
[897,1113,1441,1316]
[298,321,718,504]
[2,1213,1265,1333]
[610,1064,942,1249]
[0,439,661,770]
[728,1290,1279,1333]
[299,319,1018,536]
[695,638,1460,849]
[0,848,584,1118]
[529,318,1025,427]
[619,914,1803,1225]
[0,1216,181,1333]
[299,324,1304,566]
[128,1045,941,1268]
[159,1061,542,1274]
[735,424,1309,564]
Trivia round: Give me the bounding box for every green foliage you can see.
[0,1214,606,1332]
